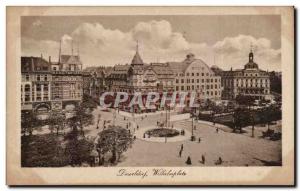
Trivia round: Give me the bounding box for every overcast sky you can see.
[21,15,281,71]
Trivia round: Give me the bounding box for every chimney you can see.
[31,57,34,71]
[49,56,51,63]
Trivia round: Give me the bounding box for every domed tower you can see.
[244,45,258,70]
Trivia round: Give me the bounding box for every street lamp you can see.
[190,113,195,141]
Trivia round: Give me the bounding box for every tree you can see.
[235,94,255,109]
[21,134,69,167]
[232,108,250,133]
[48,112,65,136]
[65,133,94,166]
[96,126,133,165]
[259,106,281,131]
[21,111,40,136]
[68,104,94,136]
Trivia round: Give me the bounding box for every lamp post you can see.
[191,113,195,141]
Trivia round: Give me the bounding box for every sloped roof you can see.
[131,51,144,65]
[60,55,81,65]
[150,63,174,76]
[21,56,51,72]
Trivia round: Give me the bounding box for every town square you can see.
[20,15,282,167]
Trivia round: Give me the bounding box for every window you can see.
[186,73,189,76]
[25,75,30,81]
[181,79,184,83]
[44,75,48,81]
[176,79,179,83]
[37,75,40,81]
[197,73,199,76]
[206,79,209,83]
[192,79,194,83]
[25,84,30,92]
[191,73,194,76]
[36,84,41,91]
[181,86,184,90]
[207,85,210,89]
[202,79,204,83]
[215,84,217,89]
[206,73,209,76]
[202,73,204,76]
[197,79,199,83]
[211,79,213,83]
[215,79,217,82]
[44,84,48,91]
[211,85,213,89]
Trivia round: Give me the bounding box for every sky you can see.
[21,15,281,71]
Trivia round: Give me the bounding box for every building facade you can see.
[21,42,84,113]
[106,43,176,94]
[21,56,52,112]
[220,50,271,100]
[171,53,222,101]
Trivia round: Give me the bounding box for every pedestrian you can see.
[201,155,205,164]
[218,157,223,164]
[137,125,139,130]
[186,156,192,165]
[180,144,183,151]
[124,117,126,121]
[133,135,136,140]
[172,124,174,129]
[165,137,167,143]
[216,128,219,133]
[143,133,145,138]
[198,137,201,143]
[126,124,128,129]
[179,150,182,157]
[194,125,196,130]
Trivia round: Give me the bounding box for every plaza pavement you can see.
[29,107,281,166]
[85,108,282,167]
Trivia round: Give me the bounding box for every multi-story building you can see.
[106,43,175,94]
[21,56,52,112]
[21,42,84,113]
[170,53,222,101]
[82,66,112,98]
[220,49,271,100]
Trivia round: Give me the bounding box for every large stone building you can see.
[21,42,84,113]
[21,56,52,112]
[220,49,271,100]
[170,53,222,101]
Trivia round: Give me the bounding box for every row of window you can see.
[176,84,221,91]
[23,74,50,81]
[21,84,49,92]
[176,78,221,84]
[177,72,212,77]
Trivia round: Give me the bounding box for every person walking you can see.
[179,149,182,157]
[198,137,201,143]
[201,155,205,164]
[180,144,183,151]
[216,127,219,133]
[186,156,192,165]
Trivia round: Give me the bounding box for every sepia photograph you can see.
[6,6,295,185]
